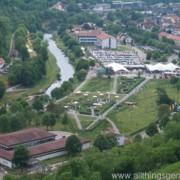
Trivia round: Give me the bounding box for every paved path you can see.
[112,74,118,94]
[106,117,120,134]
[86,78,151,131]
[131,46,146,62]
[68,110,82,130]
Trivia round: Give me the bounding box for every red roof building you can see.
[159,32,180,46]
[77,30,118,49]
[0,129,90,168]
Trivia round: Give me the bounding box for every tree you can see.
[158,104,170,119]
[94,134,117,151]
[0,80,6,99]
[105,67,114,79]
[12,145,30,173]
[76,69,87,81]
[160,115,170,128]
[170,76,179,85]
[62,113,68,129]
[32,99,43,111]
[176,80,180,92]
[10,101,24,114]
[146,123,158,136]
[134,134,142,143]
[65,135,82,155]
[42,113,56,131]
[172,112,180,122]
[0,114,10,133]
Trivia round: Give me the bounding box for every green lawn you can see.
[78,120,111,141]
[117,45,131,51]
[108,79,180,136]
[81,77,114,92]
[2,52,59,102]
[78,115,96,128]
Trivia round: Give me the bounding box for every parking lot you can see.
[91,50,140,65]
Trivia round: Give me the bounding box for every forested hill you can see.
[0,0,60,59]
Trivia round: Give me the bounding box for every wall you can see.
[0,157,12,168]
[35,150,68,161]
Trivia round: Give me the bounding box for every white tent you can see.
[146,63,179,72]
[106,63,129,72]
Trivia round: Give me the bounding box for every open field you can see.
[1,52,59,102]
[81,77,114,92]
[78,120,111,141]
[108,79,180,136]
[78,115,96,128]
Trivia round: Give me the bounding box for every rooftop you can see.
[0,58,5,64]
[159,32,180,41]
[0,128,56,147]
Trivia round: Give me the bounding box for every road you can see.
[0,172,4,180]
[167,54,178,63]
[131,46,146,62]
[106,118,120,134]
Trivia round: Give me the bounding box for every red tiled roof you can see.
[0,148,13,161]
[0,58,5,64]
[96,34,115,40]
[159,32,180,41]
[0,128,56,147]
[0,138,90,161]
[77,30,101,37]
[28,137,90,157]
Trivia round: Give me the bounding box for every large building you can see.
[0,128,90,168]
[77,30,118,49]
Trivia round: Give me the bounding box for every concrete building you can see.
[77,30,118,49]
[0,128,90,168]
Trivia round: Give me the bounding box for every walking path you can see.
[112,74,118,94]
[68,110,82,130]
[106,117,120,134]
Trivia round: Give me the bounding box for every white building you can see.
[77,30,118,49]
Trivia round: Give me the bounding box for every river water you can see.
[44,34,74,96]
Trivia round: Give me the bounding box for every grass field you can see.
[78,115,96,128]
[108,79,180,136]
[1,52,59,102]
[78,120,111,141]
[117,45,131,51]
[81,77,114,92]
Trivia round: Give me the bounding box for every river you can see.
[44,34,74,96]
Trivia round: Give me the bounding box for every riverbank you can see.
[1,52,59,102]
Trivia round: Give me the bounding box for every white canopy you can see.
[106,63,129,72]
[146,63,179,72]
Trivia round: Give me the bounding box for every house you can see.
[50,2,65,11]
[0,58,5,68]
[159,32,180,46]
[76,30,118,49]
[93,4,111,13]
[0,128,90,168]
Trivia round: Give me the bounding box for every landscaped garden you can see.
[108,79,179,136]
[117,76,145,93]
